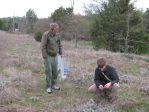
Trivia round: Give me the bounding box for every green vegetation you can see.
[0,67,3,73]
[124,64,139,75]
[79,41,93,47]
[89,0,149,54]
[26,9,38,33]
[0,19,3,29]
[51,6,73,28]
[0,0,148,55]
[0,18,11,31]
[0,31,149,111]
[34,31,43,42]
[10,45,31,55]
[118,87,149,112]
[16,74,94,111]
[144,58,149,63]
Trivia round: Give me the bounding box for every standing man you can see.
[41,23,62,94]
[88,58,119,102]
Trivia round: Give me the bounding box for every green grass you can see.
[9,44,32,55]
[13,67,149,112]
[79,41,93,47]
[32,65,45,74]
[124,64,139,75]
[119,101,149,112]
[16,74,47,110]
[51,79,94,110]
[0,67,3,73]
[144,58,149,63]
[118,85,149,112]
[15,72,94,111]
[38,74,46,89]
[17,87,46,110]
[16,75,149,112]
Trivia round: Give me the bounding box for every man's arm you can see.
[41,32,48,59]
[57,37,62,55]
[111,68,119,85]
[94,68,102,88]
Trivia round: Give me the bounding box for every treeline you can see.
[88,0,149,54]
[0,17,15,31]
[0,9,38,33]
[0,7,91,41]
[0,0,149,54]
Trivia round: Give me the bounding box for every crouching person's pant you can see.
[88,83,119,97]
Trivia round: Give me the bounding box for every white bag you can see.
[57,55,66,81]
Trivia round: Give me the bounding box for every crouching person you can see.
[88,58,119,102]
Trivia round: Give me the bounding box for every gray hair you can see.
[50,23,59,30]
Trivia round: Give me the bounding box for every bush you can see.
[34,31,43,42]
[0,19,8,31]
[0,19,3,29]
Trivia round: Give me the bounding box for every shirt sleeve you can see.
[94,68,102,88]
[41,32,48,59]
[57,37,62,55]
[111,68,119,85]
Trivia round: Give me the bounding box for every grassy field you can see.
[0,31,149,112]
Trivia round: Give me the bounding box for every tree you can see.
[88,0,148,54]
[129,10,149,54]
[90,0,130,51]
[0,19,3,29]
[3,17,13,31]
[70,0,74,10]
[143,9,149,33]
[26,9,38,33]
[51,7,73,29]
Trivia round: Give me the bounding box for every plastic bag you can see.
[57,55,68,81]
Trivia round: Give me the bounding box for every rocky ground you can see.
[0,31,149,112]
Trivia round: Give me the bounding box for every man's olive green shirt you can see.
[41,31,62,59]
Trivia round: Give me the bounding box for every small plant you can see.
[34,31,43,42]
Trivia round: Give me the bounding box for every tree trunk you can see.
[125,10,130,53]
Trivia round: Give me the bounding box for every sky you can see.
[0,0,149,18]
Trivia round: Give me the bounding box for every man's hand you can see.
[99,85,104,90]
[104,82,112,89]
[60,54,63,58]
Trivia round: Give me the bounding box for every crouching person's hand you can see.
[104,82,112,89]
[99,85,104,91]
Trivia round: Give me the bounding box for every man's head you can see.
[97,58,107,71]
[50,23,59,34]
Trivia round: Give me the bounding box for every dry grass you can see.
[0,105,36,112]
[0,86,20,105]
[0,30,149,111]
[3,67,38,90]
[0,76,20,105]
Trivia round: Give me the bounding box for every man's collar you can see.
[48,31,56,37]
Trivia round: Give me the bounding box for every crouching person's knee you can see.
[113,83,119,88]
[112,83,119,92]
[88,84,97,93]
